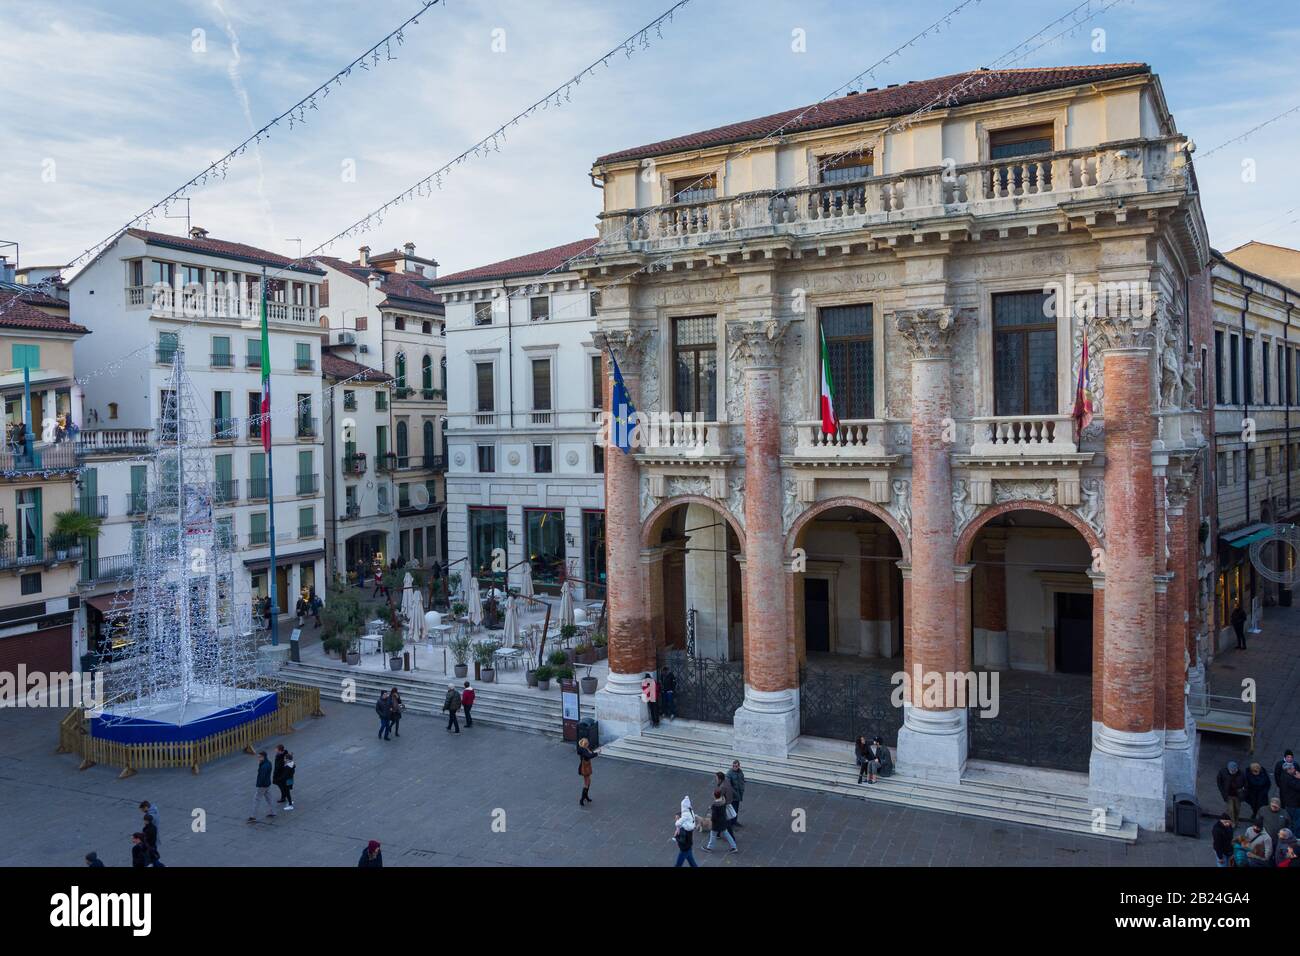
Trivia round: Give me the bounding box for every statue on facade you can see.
[1158,322,1182,410]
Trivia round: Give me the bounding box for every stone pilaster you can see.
[1088,314,1167,829]
[733,319,799,756]
[858,529,881,657]
[893,307,967,781]
[1163,469,1198,796]
[591,328,653,740]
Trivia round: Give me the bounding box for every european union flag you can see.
[609,349,637,454]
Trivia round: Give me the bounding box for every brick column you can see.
[732,320,798,756]
[591,328,652,740]
[973,532,1009,669]
[858,529,881,657]
[1163,467,1199,794]
[1088,314,1166,829]
[894,307,966,781]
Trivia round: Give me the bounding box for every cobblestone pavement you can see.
[0,701,1209,868]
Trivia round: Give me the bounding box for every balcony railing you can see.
[298,524,317,539]
[423,454,446,472]
[249,528,269,546]
[792,419,892,459]
[968,415,1078,458]
[295,474,320,496]
[80,552,133,585]
[295,357,315,371]
[640,418,724,455]
[247,418,263,442]
[376,453,398,474]
[125,491,149,515]
[0,442,80,473]
[395,387,413,400]
[530,410,553,425]
[131,287,319,325]
[214,479,239,505]
[343,395,357,411]
[473,411,497,427]
[422,388,444,401]
[212,417,239,442]
[594,138,1189,253]
[77,495,108,518]
[343,502,361,520]
[0,536,82,572]
[77,429,153,456]
[246,353,263,369]
[211,352,235,368]
[296,418,318,439]
[343,453,367,476]
[247,477,269,500]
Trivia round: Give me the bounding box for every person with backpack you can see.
[375,690,392,741]
[578,737,599,806]
[461,681,475,728]
[388,688,405,738]
[443,684,462,733]
[673,797,698,867]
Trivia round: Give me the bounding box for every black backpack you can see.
[675,825,693,851]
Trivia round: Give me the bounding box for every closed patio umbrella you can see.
[467,576,484,629]
[520,562,535,599]
[559,580,575,629]
[503,595,519,648]
[407,589,426,643]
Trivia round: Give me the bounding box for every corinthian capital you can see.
[1092,311,1157,353]
[592,326,654,370]
[893,307,959,360]
[729,318,789,370]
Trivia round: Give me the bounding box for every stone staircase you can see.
[600,720,1139,842]
[280,660,594,738]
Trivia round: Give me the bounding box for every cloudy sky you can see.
[1,0,1297,275]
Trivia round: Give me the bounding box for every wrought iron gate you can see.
[658,650,744,725]
[797,666,904,744]
[966,684,1091,772]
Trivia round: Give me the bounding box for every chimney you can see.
[358,245,370,267]
[403,241,416,257]
[189,225,209,240]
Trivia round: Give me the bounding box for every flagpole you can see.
[263,266,280,647]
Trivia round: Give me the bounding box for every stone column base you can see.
[1163,720,1200,798]
[896,704,967,783]
[1187,660,1207,713]
[733,686,799,757]
[975,628,1009,670]
[593,670,647,743]
[1089,725,1168,831]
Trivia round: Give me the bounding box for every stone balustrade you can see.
[968,414,1078,458]
[791,418,890,458]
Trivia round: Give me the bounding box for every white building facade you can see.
[434,240,607,598]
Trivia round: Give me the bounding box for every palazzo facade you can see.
[576,63,1213,830]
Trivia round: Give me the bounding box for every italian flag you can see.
[260,288,272,452]
[819,326,838,434]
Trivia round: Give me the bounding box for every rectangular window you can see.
[531,358,552,410]
[399,483,410,509]
[250,511,268,546]
[298,506,314,537]
[295,342,312,370]
[671,173,716,204]
[1264,341,1272,404]
[153,261,174,285]
[1215,330,1225,405]
[477,444,495,473]
[246,337,262,369]
[1217,452,1228,485]
[672,316,718,419]
[182,265,203,287]
[212,335,233,367]
[375,390,387,411]
[475,362,495,412]
[1230,334,1241,404]
[993,291,1056,416]
[529,296,549,323]
[533,443,553,473]
[591,354,603,411]
[525,509,565,592]
[20,572,41,595]
[474,301,494,326]
[819,304,874,420]
[989,123,1054,159]
[590,290,601,314]
[158,331,178,364]
[820,151,873,183]
[593,443,604,474]
[583,511,606,599]
[468,507,506,578]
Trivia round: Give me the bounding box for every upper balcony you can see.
[592,139,1188,257]
[0,441,80,475]
[76,428,153,457]
[127,286,320,327]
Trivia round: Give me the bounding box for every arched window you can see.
[395,352,407,388]
[396,421,409,460]
[422,354,433,390]
[423,420,435,459]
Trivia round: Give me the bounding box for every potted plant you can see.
[383,630,404,671]
[452,601,468,619]
[526,666,539,688]
[321,586,366,663]
[592,632,608,660]
[51,509,101,561]
[579,667,598,697]
[553,664,574,683]
[560,622,578,642]
[449,633,472,679]
[474,640,500,683]
[547,649,568,670]
[534,665,554,691]
[574,642,596,665]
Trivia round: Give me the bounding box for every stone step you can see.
[601,727,1137,842]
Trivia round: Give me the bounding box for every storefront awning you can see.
[85,591,132,616]
[243,549,325,570]
[1221,524,1274,549]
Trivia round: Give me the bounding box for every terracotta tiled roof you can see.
[0,279,66,309]
[321,351,392,382]
[0,290,88,333]
[594,64,1151,165]
[316,256,445,315]
[126,228,324,275]
[433,238,600,285]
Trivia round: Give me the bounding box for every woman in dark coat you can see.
[388,688,405,738]
[872,737,895,778]
[358,840,383,867]
[578,738,599,805]
[1244,762,1272,821]
[855,735,870,783]
[705,789,738,852]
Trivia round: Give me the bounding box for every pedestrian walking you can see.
[389,688,405,738]
[1217,759,1246,825]
[1245,824,1273,867]
[1273,749,1296,797]
[358,840,383,868]
[273,744,290,803]
[310,587,323,627]
[1279,764,1300,831]
[295,594,307,628]
[1261,798,1289,842]
[84,851,105,867]
[1231,602,1247,649]
[578,737,599,805]
[443,683,462,733]
[247,750,276,823]
[673,797,698,867]
[130,833,151,869]
[461,681,475,727]
[705,789,739,853]
[660,665,677,720]
[1211,812,1234,867]
[1274,828,1297,866]
[642,673,660,727]
[138,800,160,844]
[372,567,386,599]
[375,690,392,740]
[280,752,295,811]
[142,814,159,855]
[1244,761,1271,821]
[726,760,746,826]
[714,770,735,808]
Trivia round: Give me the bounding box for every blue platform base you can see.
[91,687,278,745]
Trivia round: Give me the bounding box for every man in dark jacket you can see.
[726,760,746,827]
[1217,760,1247,824]
[1231,603,1247,649]
[358,840,383,868]
[273,744,290,803]
[247,751,276,823]
[660,666,677,720]
[1279,764,1300,831]
[1211,813,1235,867]
[376,690,392,740]
[1274,749,1296,797]
[443,684,462,733]
[130,833,150,869]
[84,851,105,867]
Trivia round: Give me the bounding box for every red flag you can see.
[1072,328,1093,434]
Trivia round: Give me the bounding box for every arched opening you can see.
[344,530,387,583]
[788,500,908,744]
[422,354,433,390]
[395,352,407,389]
[961,507,1096,772]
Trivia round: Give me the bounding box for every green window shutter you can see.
[251,512,267,536]
[295,342,310,363]
[215,454,232,484]
[11,344,40,370]
[297,449,312,477]
[130,465,147,496]
[250,452,266,480]
[298,507,313,531]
